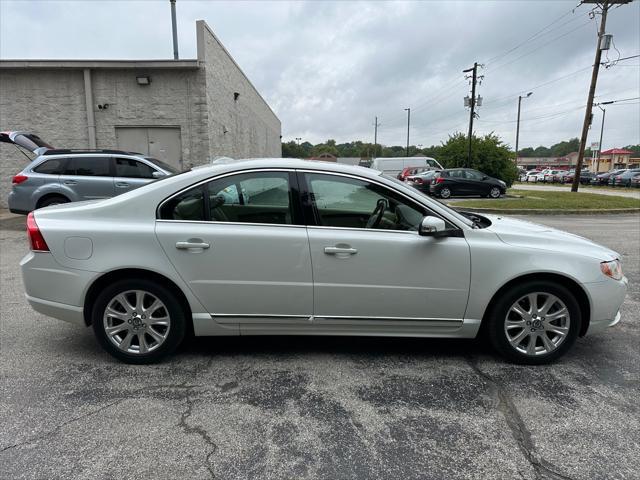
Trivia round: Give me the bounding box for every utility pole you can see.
[463,62,480,168]
[170,0,179,59]
[595,101,613,172]
[373,116,381,159]
[572,0,615,192]
[514,92,533,165]
[404,108,411,157]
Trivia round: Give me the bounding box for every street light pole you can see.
[514,92,532,166]
[404,108,411,157]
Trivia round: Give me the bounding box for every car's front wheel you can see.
[487,186,501,198]
[91,279,186,364]
[439,187,452,199]
[487,281,581,364]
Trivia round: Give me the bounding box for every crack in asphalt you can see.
[178,386,218,480]
[0,383,199,454]
[466,357,575,480]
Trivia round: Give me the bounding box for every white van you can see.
[370,157,443,178]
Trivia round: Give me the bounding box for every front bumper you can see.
[583,276,628,335]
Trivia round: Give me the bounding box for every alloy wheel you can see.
[103,290,171,354]
[504,292,570,356]
[440,187,451,199]
[489,187,501,198]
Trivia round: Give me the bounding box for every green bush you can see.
[437,132,519,186]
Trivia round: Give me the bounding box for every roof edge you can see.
[0,59,199,69]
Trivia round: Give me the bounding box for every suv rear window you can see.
[33,158,67,175]
[115,158,155,178]
[63,157,111,176]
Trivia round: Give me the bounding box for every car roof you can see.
[42,149,144,156]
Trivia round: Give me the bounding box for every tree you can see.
[438,132,519,186]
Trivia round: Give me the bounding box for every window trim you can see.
[156,168,304,227]
[297,170,459,234]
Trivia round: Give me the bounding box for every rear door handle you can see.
[176,240,210,250]
[63,180,77,185]
[115,182,130,188]
[324,246,358,255]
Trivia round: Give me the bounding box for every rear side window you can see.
[115,158,156,178]
[63,157,111,176]
[33,158,67,175]
[160,187,205,221]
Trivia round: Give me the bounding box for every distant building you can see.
[590,149,636,172]
[309,153,337,162]
[0,20,281,207]
[517,152,592,170]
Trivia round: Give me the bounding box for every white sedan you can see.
[21,159,627,364]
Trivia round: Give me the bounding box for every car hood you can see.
[482,214,619,261]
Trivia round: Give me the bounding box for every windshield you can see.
[383,174,474,227]
[144,156,180,174]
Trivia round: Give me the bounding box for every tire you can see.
[91,278,186,364]
[439,187,451,199]
[486,281,581,365]
[488,186,501,199]
[38,195,70,208]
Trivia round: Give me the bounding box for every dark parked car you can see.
[611,168,640,187]
[630,173,640,188]
[429,168,506,199]
[591,169,627,186]
[563,171,594,185]
[406,170,439,193]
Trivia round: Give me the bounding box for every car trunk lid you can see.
[0,131,53,156]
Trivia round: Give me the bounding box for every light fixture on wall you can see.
[234,92,240,101]
[136,75,151,86]
[97,103,109,110]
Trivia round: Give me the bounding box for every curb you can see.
[450,206,640,215]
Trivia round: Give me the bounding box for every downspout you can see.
[83,69,97,149]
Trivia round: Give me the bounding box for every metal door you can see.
[115,127,182,170]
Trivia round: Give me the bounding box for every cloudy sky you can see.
[1,0,638,150]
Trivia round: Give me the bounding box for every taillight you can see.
[435,177,446,184]
[27,212,49,252]
[12,174,28,185]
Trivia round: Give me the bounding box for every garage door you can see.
[115,127,182,170]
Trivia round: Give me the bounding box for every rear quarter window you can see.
[33,158,67,175]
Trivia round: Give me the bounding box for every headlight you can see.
[499,180,506,187]
[600,259,623,280]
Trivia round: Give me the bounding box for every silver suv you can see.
[3,132,178,214]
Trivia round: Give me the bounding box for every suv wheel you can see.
[91,279,186,364]
[439,187,452,199]
[487,281,581,365]
[39,195,69,208]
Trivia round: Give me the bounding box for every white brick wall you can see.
[0,20,281,208]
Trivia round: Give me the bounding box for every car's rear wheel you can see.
[488,186,501,198]
[439,187,451,199]
[487,281,581,365]
[38,195,69,208]
[91,279,186,364]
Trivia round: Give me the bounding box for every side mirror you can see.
[419,216,446,236]
[482,175,488,180]
[152,171,165,178]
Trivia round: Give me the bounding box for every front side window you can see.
[63,157,110,176]
[465,170,484,180]
[114,158,156,178]
[305,173,425,231]
[33,158,67,174]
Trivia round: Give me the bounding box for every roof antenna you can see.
[170,0,179,59]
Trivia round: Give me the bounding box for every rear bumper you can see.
[7,191,31,214]
[20,251,98,326]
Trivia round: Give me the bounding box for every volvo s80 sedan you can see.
[20,159,627,364]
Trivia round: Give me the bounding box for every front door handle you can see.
[63,180,77,185]
[324,246,358,255]
[176,240,210,250]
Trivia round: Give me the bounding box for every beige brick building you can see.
[0,20,281,207]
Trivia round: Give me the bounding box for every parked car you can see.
[21,159,627,365]
[543,170,564,183]
[563,170,594,185]
[611,168,640,187]
[398,166,429,181]
[591,169,627,186]
[370,157,443,179]
[429,168,506,199]
[551,170,571,183]
[523,170,541,182]
[406,170,440,193]
[7,145,179,214]
[630,173,640,188]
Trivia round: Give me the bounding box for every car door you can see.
[155,169,313,330]
[59,156,115,200]
[113,157,157,194]
[464,169,488,195]
[302,171,471,329]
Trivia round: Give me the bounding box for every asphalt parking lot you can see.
[1,214,638,480]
